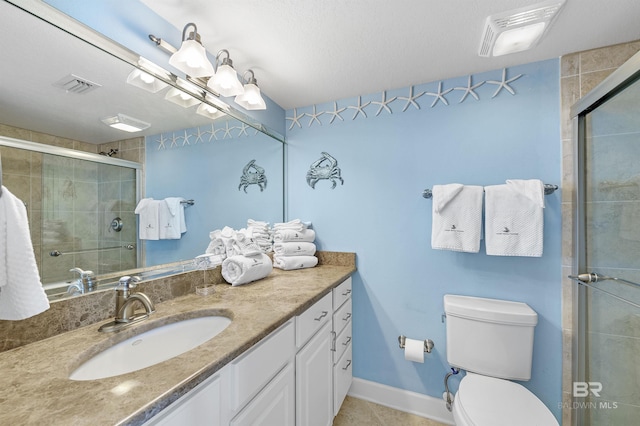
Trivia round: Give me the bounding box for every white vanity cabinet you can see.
[332,277,353,416]
[295,293,333,426]
[143,276,353,426]
[144,369,226,426]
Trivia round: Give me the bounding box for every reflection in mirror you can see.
[0,1,285,302]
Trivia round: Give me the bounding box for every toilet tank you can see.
[444,294,538,381]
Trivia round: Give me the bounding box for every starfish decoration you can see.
[425,81,453,107]
[486,68,523,98]
[305,105,324,127]
[156,134,168,150]
[453,75,485,103]
[348,96,371,120]
[398,86,425,112]
[180,130,191,146]
[326,102,346,124]
[286,108,305,130]
[206,123,223,142]
[222,121,234,139]
[371,90,397,116]
[169,133,180,148]
[237,123,250,137]
[194,127,207,144]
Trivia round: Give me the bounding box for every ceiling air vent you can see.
[479,0,565,57]
[53,74,102,94]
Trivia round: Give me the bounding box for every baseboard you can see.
[347,378,455,425]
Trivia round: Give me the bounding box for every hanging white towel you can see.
[431,184,484,253]
[0,186,50,320]
[484,179,545,257]
[221,253,273,286]
[273,255,318,271]
[135,198,160,240]
[273,242,316,257]
[159,197,186,239]
[273,228,316,243]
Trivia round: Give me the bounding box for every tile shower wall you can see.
[0,123,144,281]
[560,39,640,425]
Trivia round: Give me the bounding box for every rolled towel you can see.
[273,228,316,243]
[273,242,316,257]
[222,253,273,286]
[273,255,318,271]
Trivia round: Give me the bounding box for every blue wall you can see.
[285,60,562,420]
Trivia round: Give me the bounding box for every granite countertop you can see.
[0,262,355,425]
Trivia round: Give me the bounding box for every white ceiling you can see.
[142,0,640,110]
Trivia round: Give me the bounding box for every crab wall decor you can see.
[306,151,344,189]
[238,159,267,193]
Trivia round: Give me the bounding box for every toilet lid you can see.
[455,374,559,426]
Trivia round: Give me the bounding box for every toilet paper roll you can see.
[404,338,424,363]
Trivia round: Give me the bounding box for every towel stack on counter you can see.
[206,221,273,286]
[272,219,318,270]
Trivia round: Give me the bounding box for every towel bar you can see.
[180,199,194,205]
[422,183,558,199]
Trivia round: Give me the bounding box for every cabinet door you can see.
[334,344,353,416]
[144,371,224,426]
[296,321,333,426]
[230,362,295,426]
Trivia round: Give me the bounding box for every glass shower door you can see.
[578,75,640,425]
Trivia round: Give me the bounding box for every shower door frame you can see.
[0,136,144,279]
[570,50,640,426]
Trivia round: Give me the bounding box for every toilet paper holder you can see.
[398,335,435,353]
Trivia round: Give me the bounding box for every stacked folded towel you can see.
[273,220,318,270]
[134,197,187,240]
[247,219,273,252]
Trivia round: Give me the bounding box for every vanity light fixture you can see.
[126,68,168,93]
[234,70,266,111]
[478,0,566,57]
[196,95,227,120]
[101,114,150,132]
[165,87,200,108]
[207,49,245,97]
[168,23,215,78]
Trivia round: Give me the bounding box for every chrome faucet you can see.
[99,275,156,332]
[68,267,98,295]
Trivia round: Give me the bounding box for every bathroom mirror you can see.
[0,1,285,300]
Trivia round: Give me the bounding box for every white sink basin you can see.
[70,316,232,381]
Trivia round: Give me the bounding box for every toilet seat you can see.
[453,373,559,426]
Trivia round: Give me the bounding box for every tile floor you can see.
[334,396,449,426]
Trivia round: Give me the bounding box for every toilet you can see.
[444,294,559,426]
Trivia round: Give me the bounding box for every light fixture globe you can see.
[235,70,266,110]
[169,23,215,77]
[207,50,244,97]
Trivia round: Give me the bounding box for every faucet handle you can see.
[117,275,142,290]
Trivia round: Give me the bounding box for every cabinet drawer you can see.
[333,344,353,416]
[333,319,352,365]
[332,277,352,310]
[230,320,294,410]
[296,292,332,348]
[333,298,352,337]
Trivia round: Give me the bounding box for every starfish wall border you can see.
[286,68,524,130]
[148,118,260,151]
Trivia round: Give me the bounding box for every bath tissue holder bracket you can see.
[398,335,434,353]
